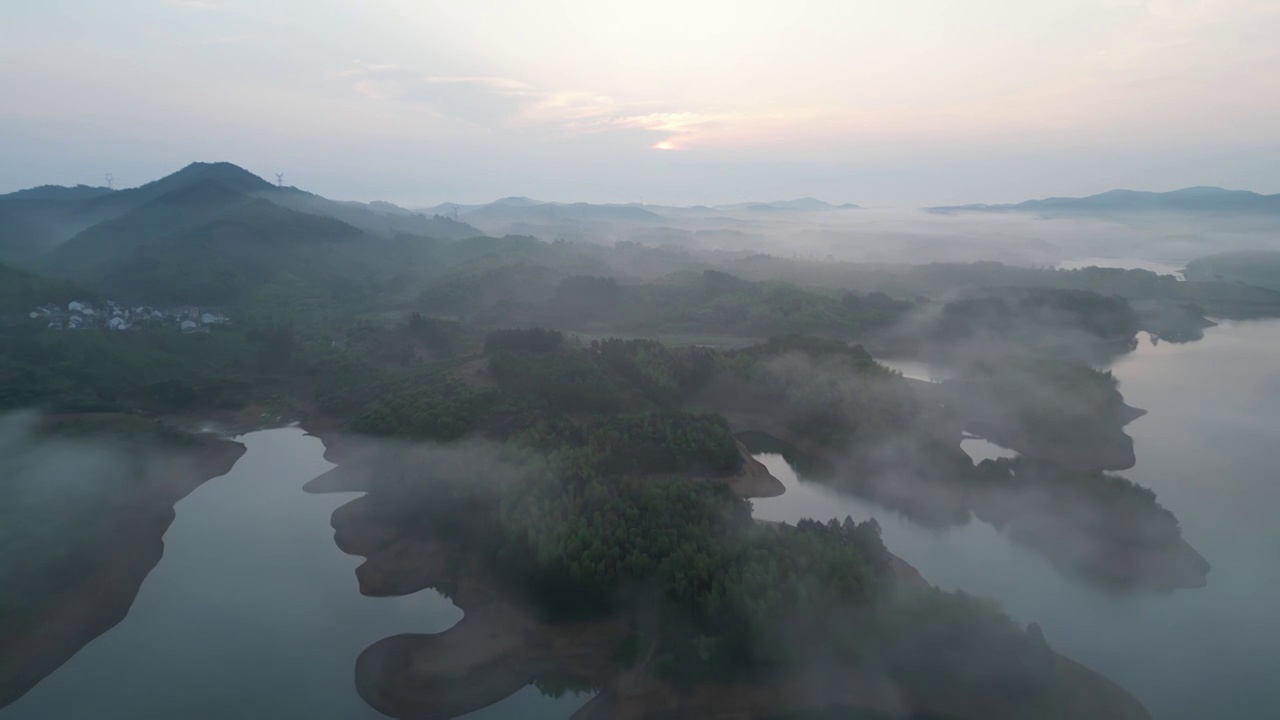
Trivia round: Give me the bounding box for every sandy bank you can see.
[723,441,786,498]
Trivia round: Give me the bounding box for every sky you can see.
[1,0,1279,206]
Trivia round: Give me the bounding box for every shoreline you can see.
[0,434,245,710]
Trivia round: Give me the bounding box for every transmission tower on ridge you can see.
[105,173,113,190]
[275,173,285,187]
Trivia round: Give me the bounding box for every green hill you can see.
[0,162,480,273]
[45,189,434,307]
[268,188,478,241]
[0,163,273,262]
[43,178,258,275]
[0,263,86,316]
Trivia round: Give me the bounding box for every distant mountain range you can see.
[7,164,874,306]
[719,198,859,212]
[416,196,859,235]
[0,162,482,305]
[410,196,860,242]
[930,187,1280,216]
[462,201,668,225]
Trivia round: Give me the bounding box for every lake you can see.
[5,322,1277,719]
[754,319,1280,720]
[0,427,590,720]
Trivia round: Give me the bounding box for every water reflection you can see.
[753,319,1280,720]
[459,685,592,720]
[302,438,603,720]
[1,428,588,720]
[742,426,1202,594]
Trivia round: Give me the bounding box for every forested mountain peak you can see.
[0,161,482,274]
[143,162,274,196]
[492,196,543,207]
[145,176,256,209]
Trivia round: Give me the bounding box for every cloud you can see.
[339,62,730,149]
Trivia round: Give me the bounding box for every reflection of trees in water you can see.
[739,431,1208,594]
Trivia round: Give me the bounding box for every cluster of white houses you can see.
[29,301,231,332]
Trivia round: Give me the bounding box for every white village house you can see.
[32,300,230,332]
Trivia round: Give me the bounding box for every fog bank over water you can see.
[0,428,588,720]
[753,319,1280,720]
[451,203,1280,269]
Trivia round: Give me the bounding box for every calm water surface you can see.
[754,320,1280,720]
[1,427,589,720]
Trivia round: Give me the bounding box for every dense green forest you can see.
[0,324,259,413]
[513,270,916,338]
[447,268,919,341]
[0,263,86,315]
[932,290,1140,345]
[347,437,1061,707]
[939,358,1140,469]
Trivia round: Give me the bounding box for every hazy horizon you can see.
[3,1,1279,206]
[6,158,1280,211]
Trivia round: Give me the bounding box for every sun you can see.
[652,141,677,151]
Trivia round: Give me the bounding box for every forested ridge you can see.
[342,428,1068,710]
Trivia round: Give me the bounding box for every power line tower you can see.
[275,173,285,188]
[105,173,113,190]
